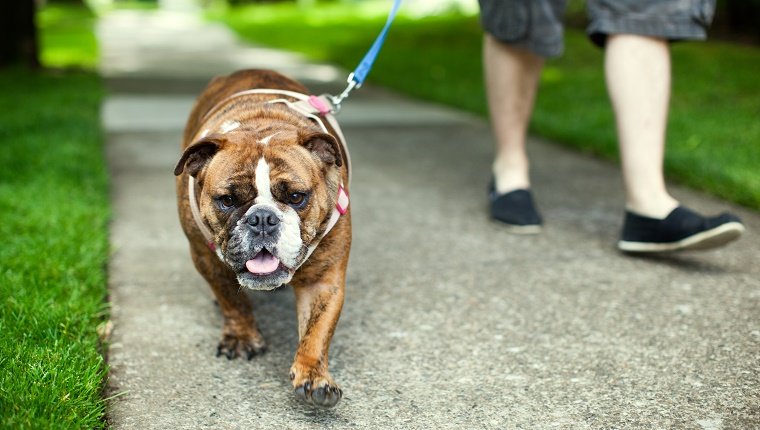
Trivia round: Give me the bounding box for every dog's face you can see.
[175,125,342,290]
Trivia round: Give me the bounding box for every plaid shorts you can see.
[478,0,717,57]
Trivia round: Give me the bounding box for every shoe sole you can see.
[499,223,543,235]
[617,222,745,253]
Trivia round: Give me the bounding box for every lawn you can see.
[214,1,760,210]
[0,3,109,429]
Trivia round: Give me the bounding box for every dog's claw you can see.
[293,380,342,408]
[216,332,267,360]
[245,344,265,360]
[295,385,307,402]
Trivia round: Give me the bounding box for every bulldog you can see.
[174,69,351,408]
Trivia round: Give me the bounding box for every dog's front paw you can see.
[216,326,267,360]
[290,365,342,408]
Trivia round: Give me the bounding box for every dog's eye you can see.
[216,195,236,210]
[287,192,307,208]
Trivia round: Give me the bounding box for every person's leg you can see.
[606,35,745,251]
[589,0,744,252]
[478,0,566,231]
[604,34,678,218]
[483,35,544,195]
[483,36,544,232]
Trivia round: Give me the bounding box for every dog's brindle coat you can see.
[174,70,351,407]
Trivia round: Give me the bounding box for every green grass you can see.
[214,2,760,210]
[0,4,108,429]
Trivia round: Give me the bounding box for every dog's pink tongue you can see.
[245,251,280,274]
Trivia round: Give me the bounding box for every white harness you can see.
[187,89,351,265]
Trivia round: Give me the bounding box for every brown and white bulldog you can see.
[174,69,351,408]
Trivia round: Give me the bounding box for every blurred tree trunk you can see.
[720,0,760,40]
[0,0,40,68]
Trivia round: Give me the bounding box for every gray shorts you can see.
[478,0,716,57]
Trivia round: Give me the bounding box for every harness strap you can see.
[188,175,216,251]
[187,89,350,266]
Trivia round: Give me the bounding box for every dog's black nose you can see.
[248,207,280,235]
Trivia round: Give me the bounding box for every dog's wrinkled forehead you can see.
[200,120,300,145]
[204,130,317,190]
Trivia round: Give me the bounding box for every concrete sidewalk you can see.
[101,7,760,429]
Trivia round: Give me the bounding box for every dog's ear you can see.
[301,132,342,167]
[174,135,225,177]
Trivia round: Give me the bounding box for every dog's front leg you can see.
[290,271,345,407]
[190,246,267,360]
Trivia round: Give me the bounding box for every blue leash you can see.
[329,0,403,110]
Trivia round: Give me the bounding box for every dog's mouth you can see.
[245,249,281,275]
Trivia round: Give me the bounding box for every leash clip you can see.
[328,73,360,114]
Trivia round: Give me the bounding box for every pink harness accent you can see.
[187,89,351,260]
[336,185,349,215]
[308,95,332,115]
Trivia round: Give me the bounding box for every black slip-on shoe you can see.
[618,206,745,253]
[488,181,543,234]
